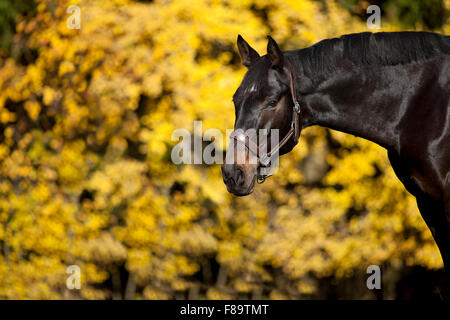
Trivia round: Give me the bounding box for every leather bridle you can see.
[230,63,301,184]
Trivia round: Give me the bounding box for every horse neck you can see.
[298,63,412,151]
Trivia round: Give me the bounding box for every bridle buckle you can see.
[294,101,301,114]
[257,176,266,184]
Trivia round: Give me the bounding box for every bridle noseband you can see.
[230,64,301,184]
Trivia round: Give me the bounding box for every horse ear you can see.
[267,35,283,68]
[237,35,260,68]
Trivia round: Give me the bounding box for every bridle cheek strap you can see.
[230,63,301,183]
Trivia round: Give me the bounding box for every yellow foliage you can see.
[0,0,444,299]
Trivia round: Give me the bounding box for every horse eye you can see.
[268,100,278,107]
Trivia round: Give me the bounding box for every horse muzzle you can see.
[221,163,257,196]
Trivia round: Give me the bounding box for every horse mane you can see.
[290,31,450,79]
[234,32,450,106]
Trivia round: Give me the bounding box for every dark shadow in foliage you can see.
[396,266,448,300]
[0,0,37,59]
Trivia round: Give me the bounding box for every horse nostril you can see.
[222,165,246,186]
[234,166,245,186]
[222,164,233,183]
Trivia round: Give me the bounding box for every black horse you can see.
[221,32,450,289]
